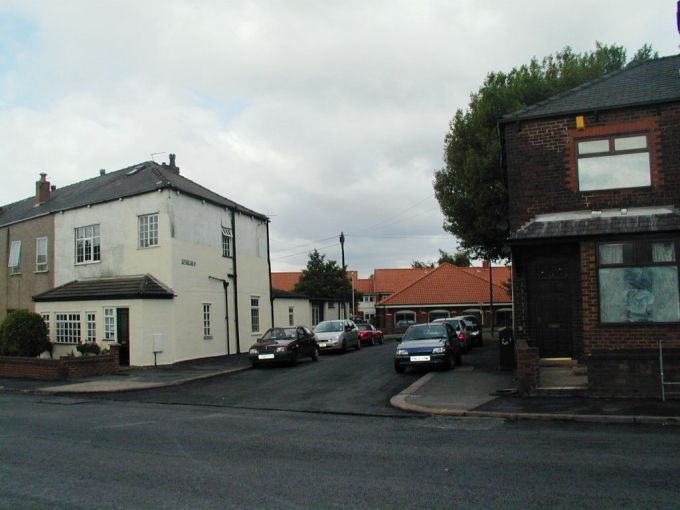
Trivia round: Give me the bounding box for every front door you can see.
[117,308,130,366]
[529,257,574,358]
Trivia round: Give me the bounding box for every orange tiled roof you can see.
[272,270,362,293]
[460,266,511,287]
[379,263,511,306]
[373,268,432,294]
[271,272,302,292]
[354,278,374,294]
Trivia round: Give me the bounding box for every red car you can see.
[357,323,384,345]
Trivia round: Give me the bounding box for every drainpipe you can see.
[266,220,274,328]
[231,210,240,353]
[209,276,230,355]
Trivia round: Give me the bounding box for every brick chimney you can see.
[35,173,51,205]
[162,153,180,175]
[482,260,490,269]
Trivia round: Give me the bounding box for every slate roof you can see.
[378,263,511,307]
[0,160,267,228]
[33,274,175,302]
[510,207,680,241]
[502,54,680,122]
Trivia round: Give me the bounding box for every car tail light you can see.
[458,331,465,340]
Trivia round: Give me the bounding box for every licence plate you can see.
[258,354,275,360]
[319,343,328,348]
[410,355,430,362]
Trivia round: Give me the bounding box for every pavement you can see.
[2,340,680,425]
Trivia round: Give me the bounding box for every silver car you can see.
[314,320,360,352]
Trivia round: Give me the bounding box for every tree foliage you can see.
[294,249,353,300]
[412,249,472,268]
[433,43,657,260]
[0,310,50,357]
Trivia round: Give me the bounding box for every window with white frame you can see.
[75,224,100,263]
[104,308,117,340]
[362,295,374,303]
[250,297,260,333]
[395,311,416,326]
[428,310,449,321]
[8,240,21,274]
[86,312,96,342]
[598,239,680,323]
[288,306,294,326]
[221,227,233,257]
[577,134,651,191]
[55,313,81,344]
[41,313,50,339]
[138,213,159,248]
[203,303,212,338]
[36,237,48,272]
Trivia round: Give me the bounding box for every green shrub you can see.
[0,310,49,357]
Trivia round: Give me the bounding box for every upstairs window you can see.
[36,237,48,272]
[221,227,233,257]
[138,213,159,248]
[8,240,21,274]
[75,225,100,264]
[577,134,650,191]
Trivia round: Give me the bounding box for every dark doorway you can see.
[529,257,574,358]
[117,308,130,366]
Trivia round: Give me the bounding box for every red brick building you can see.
[501,55,680,397]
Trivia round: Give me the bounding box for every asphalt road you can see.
[85,341,422,416]
[2,392,680,509]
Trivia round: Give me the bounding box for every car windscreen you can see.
[462,319,479,330]
[314,321,343,333]
[402,325,447,341]
[261,328,297,341]
[357,324,371,331]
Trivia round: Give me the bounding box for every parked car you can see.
[454,315,483,346]
[432,317,472,352]
[248,326,319,366]
[314,320,360,352]
[394,323,461,373]
[395,319,416,328]
[357,323,384,345]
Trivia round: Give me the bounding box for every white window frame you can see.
[221,227,233,258]
[86,312,97,342]
[75,224,100,264]
[312,303,320,326]
[36,236,48,272]
[428,310,450,322]
[288,306,294,326]
[55,313,81,344]
[138,213,159,248]
[8,240,21,274]
[203,303,212,339]
[394,310,416,326]
[41,313,50,340]
[250,296,260,333]
[104,308,117,341]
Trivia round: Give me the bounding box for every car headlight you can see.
[249,348,258,355]
[396,349,409,356]
[276,346,286,352]
[432,347,446,354]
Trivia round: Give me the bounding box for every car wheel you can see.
[311,347,319,361]
[443,354,453,371]
[394,362,406,374]
[355,338,361,350]
[379,336,384,345]
[289,352,298,366]
[370,336,376,346]
[454,351,462,366]
[341,340,347,353]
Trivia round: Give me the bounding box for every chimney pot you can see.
[35,173,51,204]
[100,168,106,176]
[40,173,47,182]
[50,185,56,191]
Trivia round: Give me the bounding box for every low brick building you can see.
[501,55,680,397]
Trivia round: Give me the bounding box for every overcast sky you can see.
[1,1,678,276]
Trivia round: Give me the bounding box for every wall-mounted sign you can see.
[181,259,197,267]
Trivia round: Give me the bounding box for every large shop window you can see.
[598,240,680,323]
[577,134,651,191]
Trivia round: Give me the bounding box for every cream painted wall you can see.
[35,298,176,366]
[273,297,312,328]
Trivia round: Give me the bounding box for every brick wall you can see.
[0,346,119,380]
[516,338,540,394]
[589,348,680,398]
[505,104,680,232]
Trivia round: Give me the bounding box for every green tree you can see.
[294,249,353,300]
[437,249,471,267]
[0,310,49,357]
[433,42,657,260]
[411,260,435,269]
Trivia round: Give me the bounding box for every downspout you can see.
[266,220,274,328]
[209,276,230,355]
[231,210,240,353]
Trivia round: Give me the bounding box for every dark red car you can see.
[357,323,384,345]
